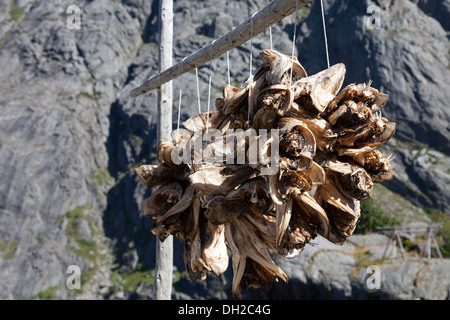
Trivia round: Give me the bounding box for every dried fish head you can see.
[249,69,268,118]
[226,178,274,215]
[257,84,294,116]
[276,168,326,258]
[154,185,196,224]
[355,83,389,113]
[277,215,313,258]
[295,193,330,239]
[205,195,248,225]
[359,149,394,183]
[328,100,372,130]
[324,158,373,200]
[327,82,389,115]
[294,63,346,114]
[315,175,360,244]
[183,111,221,133]
[278,118,316,169]
[361,117,396,148]
[215,97,225,111]
[286,102,338,152]
[135,164,188,188]
[172,129,192,146]
[278,171,312,200]
[140,182,184,218]
[337,167,373,200]
[157,140,176,167]
[223,82,250,115]
[200,219,229,276]
[260,49,307,86]
[184,239,207,282]
[226,222,288,299]
[189,165,255,195]
[337,116,396,149]
[223,84,240,101]
[252,107,278,130]
[149,185,196,242]
[151,212,186,242]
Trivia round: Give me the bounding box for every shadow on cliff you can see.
[102,98,235,298]
[102,100,156,270]
[249,277,395,300]
[103,99,187,273]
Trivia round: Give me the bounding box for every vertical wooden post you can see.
[395,231,406,261]
[154,0,173,300]
[426,226,432,259]
[431,229,443,259]
[381,228,395,261]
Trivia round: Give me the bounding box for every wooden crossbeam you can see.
[376,224,442,233]
[130,0,314,97]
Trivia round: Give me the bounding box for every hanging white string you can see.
[195,67,201,114]
[269,25,273,50]
[289,0,299,86]
[177,77,183,131]
[320,0,330,68]
[248,12,257,128]
[226,51,231,86]
[176,57,187,131]
[206,40,216,133]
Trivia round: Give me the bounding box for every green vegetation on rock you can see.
[90,167,113,186]
[0,238,18,261]
[425,208,450,258]
[61,204,106,291]
[110,268,154,295]
[10,2,25,22]
[35,285,59,300]
[355,198,401,234]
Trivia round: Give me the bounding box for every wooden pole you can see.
[425,226,431,259]
[154,0,173,300]
[130,0,314,97]
[431,229,443,259]
[382,228,395,261]
[395,231,406,261]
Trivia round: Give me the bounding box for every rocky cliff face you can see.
[0,0,448,300]
[251,234,450,300]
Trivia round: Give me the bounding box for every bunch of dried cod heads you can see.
[135,49,396,298]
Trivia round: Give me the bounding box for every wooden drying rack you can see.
[133,0,315,300]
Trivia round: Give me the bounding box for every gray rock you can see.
[414,260,450,300]
[77,219,92,239]
[253,234,450,300]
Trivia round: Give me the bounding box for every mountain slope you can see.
[0,0,448,299]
